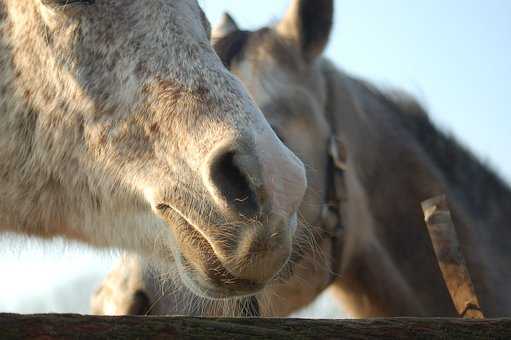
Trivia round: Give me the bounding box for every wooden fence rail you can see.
[1,314,510,339]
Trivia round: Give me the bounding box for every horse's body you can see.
[0,0,307,300]
[92,0,511,317]
[324,62,511,317]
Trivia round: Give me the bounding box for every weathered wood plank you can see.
[422,195,484,319]
[1,314,510,339]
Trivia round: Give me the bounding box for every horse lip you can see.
[178,255,265,299]
[155,204,266,298]
[155,200,298,298]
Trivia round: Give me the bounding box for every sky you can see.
[0,1,509,315]
[201,0,511,181]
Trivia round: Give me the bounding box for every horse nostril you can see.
[209,150,260,217]
[156,203,170,211]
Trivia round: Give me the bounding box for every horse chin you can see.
[174,252,265,300]
[172,235,302,300]
[157,203,299,299]
[162,216,263,299]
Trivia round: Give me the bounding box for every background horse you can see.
[92,0,511,317]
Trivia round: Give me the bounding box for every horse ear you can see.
[276,0,333,62]
[212,13,240,42]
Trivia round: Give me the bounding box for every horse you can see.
[0,0,307,301]
[92,0,511,317]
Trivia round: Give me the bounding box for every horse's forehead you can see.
[234,55,327,114]
[215,27,301,73]
[214,26,329,122]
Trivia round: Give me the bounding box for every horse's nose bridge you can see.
[253,129,308,219]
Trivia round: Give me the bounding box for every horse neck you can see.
[374,87,511,230]
[321,58,511,316]
[323,57,511,247]
[389,95,511,315]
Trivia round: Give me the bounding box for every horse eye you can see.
[41,0,95,9]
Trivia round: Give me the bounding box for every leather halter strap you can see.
[321,136,346,287]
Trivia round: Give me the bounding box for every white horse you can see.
[0,0,306,300]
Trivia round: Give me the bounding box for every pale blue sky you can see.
[201,0,511,182]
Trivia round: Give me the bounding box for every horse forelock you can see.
[214,26,304,74]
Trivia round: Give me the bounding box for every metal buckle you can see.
[329,136,347,172]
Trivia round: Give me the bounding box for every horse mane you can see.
[361,80,511,224]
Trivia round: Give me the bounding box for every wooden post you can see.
[0,314,509,339]
[422,195,484,319]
